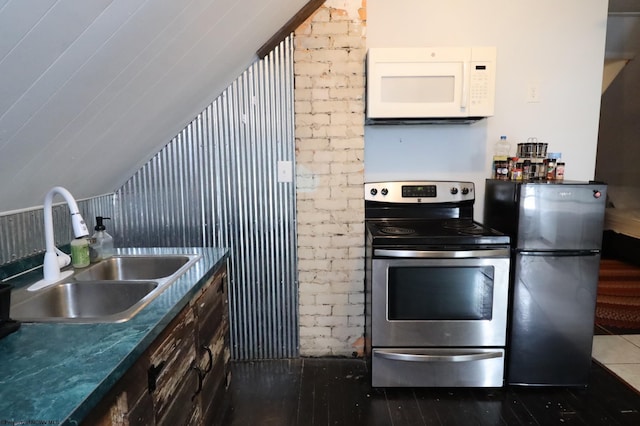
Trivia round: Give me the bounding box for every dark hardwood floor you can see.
[221,358,640,426]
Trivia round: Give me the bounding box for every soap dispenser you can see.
[89,216,114,263]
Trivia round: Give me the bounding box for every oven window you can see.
[387,266,494,320]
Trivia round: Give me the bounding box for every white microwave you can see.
[366,47,496,123]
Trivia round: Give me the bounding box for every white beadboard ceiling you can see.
[0,0,307,213]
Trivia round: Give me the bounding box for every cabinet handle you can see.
[148,361,166,394]
[190,362,204,401]
[202,345,213,374]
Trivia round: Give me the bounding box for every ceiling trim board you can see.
[256,0,325,58]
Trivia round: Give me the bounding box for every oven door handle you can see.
[374,248,510,258]
[375,350,503,363]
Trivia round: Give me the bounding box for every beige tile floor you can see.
[593,334,640,392]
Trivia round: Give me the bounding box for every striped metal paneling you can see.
[115,36,298,360]
[0,194,115,266]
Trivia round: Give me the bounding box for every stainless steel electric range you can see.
[364,181,510,387]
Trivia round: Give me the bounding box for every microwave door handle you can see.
[376,350,502,363]
[460,62,468,111]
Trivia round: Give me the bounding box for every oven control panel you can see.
[365,181,475,203]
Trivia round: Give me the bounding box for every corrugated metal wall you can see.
[0,195,114,267]
[115,36,298,360]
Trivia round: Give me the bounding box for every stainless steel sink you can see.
[74,255,191,281]
[10,281,158,322]
[10,253,201,323]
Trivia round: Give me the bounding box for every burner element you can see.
[443,219,486,235]
[379,226,415,235]
[442,218,474,229]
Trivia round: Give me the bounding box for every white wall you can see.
[365,0,609,218]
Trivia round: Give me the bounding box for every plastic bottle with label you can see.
[492,136,510,179]
[494,135,510,156]
[71,237,90,268]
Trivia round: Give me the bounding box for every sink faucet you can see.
[29,186,90,291]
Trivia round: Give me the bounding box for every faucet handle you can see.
[54,247,71,268]
[29,250,74,291]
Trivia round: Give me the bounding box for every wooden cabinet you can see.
[83,264,230,425]
[82,353,155,425]
[147,305,198,425]
[193,265,230,425]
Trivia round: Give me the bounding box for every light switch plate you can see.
[277,161,293,183]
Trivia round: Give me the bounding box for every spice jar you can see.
[512,162,523,181]
[556,162,565,180]
[546,159,556,179]
[523,160,531,180]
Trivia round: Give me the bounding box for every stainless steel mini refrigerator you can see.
[484,179,607,386]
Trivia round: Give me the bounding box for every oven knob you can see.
[462,187,470,195]
[370,188,378,196]
[381,188,389,196]
[450,187,459,195]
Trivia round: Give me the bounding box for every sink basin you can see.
[74,255,191,281]
[10,253,201,323]
[11,281,158,322]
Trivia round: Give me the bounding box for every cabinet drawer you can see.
[372,348,505,387]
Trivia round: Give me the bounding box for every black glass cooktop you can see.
[366,219,509,246]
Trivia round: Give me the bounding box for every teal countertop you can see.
[0,247,228,425]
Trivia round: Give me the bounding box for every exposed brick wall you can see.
[294,0,366,356]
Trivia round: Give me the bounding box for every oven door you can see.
[371,248,510,347]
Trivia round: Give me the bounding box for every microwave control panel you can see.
[470,63,492,111]
[468,47,496,116]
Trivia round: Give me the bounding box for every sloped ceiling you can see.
[602,1,640,93]
[0,0,308,213]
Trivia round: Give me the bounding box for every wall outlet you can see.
[277,161,293,183]
[527,83,541,103]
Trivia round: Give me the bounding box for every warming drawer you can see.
[372,348,505,387]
